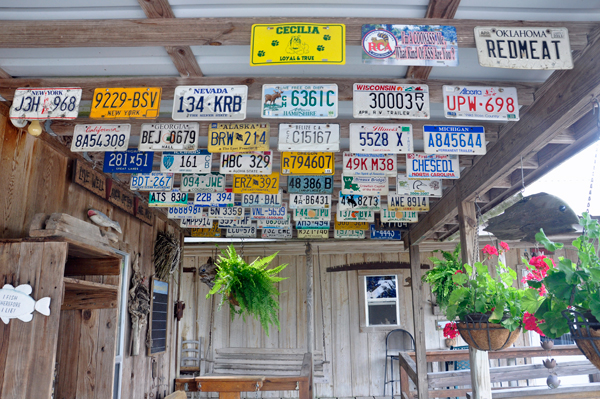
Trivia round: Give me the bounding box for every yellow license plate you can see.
[388,195,429,212]
[334,215,369,231]
[191,222,221,238]
[208,122,270,152]
[90,87,162,119]
[297,229,329,239]
[281,152,335,175]
[232,172,280,194]
[250,23,345,66]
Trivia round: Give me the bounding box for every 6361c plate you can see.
[262,84,338,119]
[90,87,161,119]
[139,122,199,151]
[281,152,335,175]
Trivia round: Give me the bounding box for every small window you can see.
[365,275,399,326]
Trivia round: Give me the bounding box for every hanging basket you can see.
[457,314,521,351]
[562,309,600,370]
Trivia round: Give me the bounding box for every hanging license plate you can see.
[261,229,292,239]
[281,152,335,175]
[10,87,82,120]
[180,217,213,228]
[370,225,403,240]
[353,83,430,119]
[341,175,389,195]
[139,122,199,151]
[262,84,338,119]
[397,175,442,197]
[207,206,244,219]
[180,173,225,193]
[334,229,365,239]
[191,223,221,237]
[250,203,288,220]
[406,153,460,179]
[423,125,486,155]
[172,85,248,121]
[343,152,396,176]
[336,209,375,222]
[278,124,340,152]
[334,215,369,230]
[297,229,329,239]
[443,85,519,121]
[338,192,380,211]
[289,194,331,209]
[194,191,235,207]
[295,220,330,230]
[208,122,269,152]
[103,149,154,174]
[380,208,419,223]
[287,176,334,194]
[167,203,206,219]
[130,172,174,191]
[220,151,273,174]
[227,226,257,238]
[387,194,429,211]
[241,191,282,207]
[293,208,331,222]
[257,215,291,229]
[161,150,212,174]
[71,124,130,152]
[219,216,252,228]
[90,87,161,119]
[232,173,280,194]
[349,124,413,154]
[148,189,188,207]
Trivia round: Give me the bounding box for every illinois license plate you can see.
[278,124,340,152]
[341,175,388,195]
[180,217,213,228]
[281,152,334,175]
[194,191,235,207]
[406,153,460,179]
[208,122,269,152]
[261,84,338,118]
[191,223,221,237]
[387,195,430,211]
[334,229,365,239]
[336,209,375,222]
[219,216,252,228]
[241,191,282,207]
[167,203,206,219]
[232,173,280,194]
[172,85,248,121]
[334,215,369,230]
[338,192,380,211]
[71,124,130,152]
[293,208,330,222]
[90,87,161,119]
[227,226,257,238]
[161,150,212,174]
[370,225,402,240]
[250,203,288,220]
[380,208,419,223]
[397,175,442,197]
[343,152,396,176]
[220,151,273,174]
[297,229,329,239]
[139,123,199,151]
[257,214,291,229]
[443,85,519,121]
[424,125,486,155]
[287,176,333,194]
[262,229,292,239]
[130,172,174,191]
[295,220,330,230]
[148,189,188,207]
[10,87,82,120]
[289,194,331,209]
[180,173,225,193]
[353,84,430,119]
[207,206,244,219]
[349,124,413,154]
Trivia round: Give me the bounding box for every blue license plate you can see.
[103,149,154,173]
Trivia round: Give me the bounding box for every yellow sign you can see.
[250,23,346,66]
[334,215,369,231]
[233,172,280,194]
[281,152,335,175]
[297,229,329,239]
[191,222,221,238]
[208,123,270,152]
[90,87,162,119]
[387,195,430,212]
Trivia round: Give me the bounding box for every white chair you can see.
[181,338,204,375]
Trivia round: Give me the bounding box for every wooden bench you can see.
[465,382,600,399]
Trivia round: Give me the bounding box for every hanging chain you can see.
[255,382,260,399]
[473,195,484,263]
[520,156,526,193]
[240,237,245,258]
[587,98,600,215]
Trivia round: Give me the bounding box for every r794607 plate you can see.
[281,152,335,175]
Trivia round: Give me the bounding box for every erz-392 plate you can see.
[172,85,248,121]
[232,173,280,194]
[139,122,199,151]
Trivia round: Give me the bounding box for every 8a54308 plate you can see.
[281,152,335,175]
[172,85,247,121]
[71,124,130,152]
[90,87,161,119]
[208,122,269,152]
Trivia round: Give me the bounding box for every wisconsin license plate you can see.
[341,175,389,195]
[148,189,188,207]
[281,152,334,175]
[261,229,292,239]
[338,192,380,211]
[397,175,442,197]
[370,225,402,240]
[297,229,329,239]
[287,176,334,194]
[232,173,280,194]
[227,226,257,238]
[251,203,288,220]
[10,87,82,120]
[180,217,213,228]
[241,191,282,207]
[387,194,430,211]
[380,208,419,223]
[349,124,413,154]
[424,125,486,155]
[334,229,365,239]
[443,85,519,121]
[208,122,269,152]
[257,214,291,229]
[289,194,331,209]
[161,150,212,174]
[130,172,174,191]
[353,84,430,119]
[139,123,199,151]
[90,87,161,119]
[406,153,460,179]
[180,173,225,193]
[336,209,375,222]
[194,191,235,207]
[343,152,396,176]
[71,124,130,152]
[334,215,369,230]
[220,151,273,174]
[261,84,338,118]
[167,203,206,219]
[295,220,330,229]
[219,216,252,228]
[293,208,330,222]
[278,124,340,152]
[207,206,244,219]
[172,85,248,121]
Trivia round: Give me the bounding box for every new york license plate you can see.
[207,206,244,219]
[353,83,430,119]
[220,151,273,174]
[278,124,340,152]
[443,85,519,121]
[338,192,380,211]
[130,172,174,191]
[281,152,335,175]
[397,175,442,197]
[10,87,82,120]
[138,123,199,151]
[250,203,288,220]
[262,84,338,119]
[241,191,282,207]
[161,150,212,174]
[293,208,330,222]
[343,152,396,176]
[406,153,460,179]
[423,125,486,155]
[349,124,413,154]
[168,203,206,219]
[232,173,280,194]
[387,195,429,211]
[172,85,247,121]
[148,189,188,207]
[90,87,161,119]
[180,173,225,193]
[194,191,235,207]
[71,124,130,152]
[289,194,331,209]
[208,122,269,152]
[287,176,334,194]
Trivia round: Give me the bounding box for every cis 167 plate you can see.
[71,124,130,152]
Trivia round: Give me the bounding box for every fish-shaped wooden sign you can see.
[0,284,51,324]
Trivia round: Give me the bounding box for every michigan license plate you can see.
[387,195,429,211]
[130,172,174,191]
[349,124,413,154]
[338,192,380,211]
[443,85,519,121]
[138,123,199,151]
[167,203,206,219]
[232,173,280,194]
[423,125,486,155]
[10,87,82,120]
[343,152,396,176]
[353,84,430,119]
[289,194,331,209]
[287,176,334,194]
[220,151,273,174]
[208,122,269,152]
[172,85,247,121]
[71,124,130,152]
[241,191,282,207]
[281,152,334,175]
[90,87,161,119]
[262,84,338,119]
[293,208,330,222]
[207,206,244,219]
[194,191,235,207]
[161,150,212,174]
[180,173,225,193]
[397,175,442,197]
[250,203,288,220]
[278,124,340,152]
[148,189,188,207]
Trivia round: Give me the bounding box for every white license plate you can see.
[289,194,331,209]
[334,229,365,239]
[443,86,519,121]
[293,208,331,221]
[251,203,288,220]
[262,84,338,119]
[295,220,330,229]
[341,174,389,195]
[380,208,419,223]
[278,124,340,152]
[194,191,235,207]
[219,216,252,228]
[406,153,460,179]
[167,203,206,219]
[336,209,375,222]
[257,214,291,229]
[10,87,82,120]
[297,229,329,239]
[343,152,397,176]
[161,150,212,173]
[387,194,430,211]
[227,226,257,238]
[138,123,199,151]
[338,192,380,211]
[180,217,213,228]
[423,125,486,155]
[207,206,244,219]
[130,172,174,191]
[353,84,430,119]
[180,173,225,193]
[397,175,442,197]
[261,229,292,239]
[349,124,413,154]
[71,124,130,152]
[220,151,273,174]
[148,189,188,207]
[172,85,248,121]
[241,191,282,207]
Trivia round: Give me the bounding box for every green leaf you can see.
[501,317,520,331]
[448,287,468,304]
[490,305,504,322]
[535,229,564,252]
[475,262,487,276]
[591,297,600,322]
[500,271,514,287]
[452,272,468,285]
[464,263,473,276]
[589,269,600,284]
[521,288,542,313]
[544,271,573,301]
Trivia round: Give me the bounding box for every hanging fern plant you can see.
[207,245,288,335]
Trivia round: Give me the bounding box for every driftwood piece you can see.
[29,212,110,248]
[128,253,150,356]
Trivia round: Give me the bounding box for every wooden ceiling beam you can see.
[0,68,11,79]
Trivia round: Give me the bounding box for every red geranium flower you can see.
[443,322,459,339]
[454,270,464,274]
[523,312,544,336]
[482,244,499,258]
[500,242,510,251]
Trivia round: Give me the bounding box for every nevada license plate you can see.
[289,194,331,209]
[336,209,375,222]
[370,225,402,240]
[180,173,225,193]
[424,125,486,155]
[341,175,389,195]
[296,220,330,229]
[261,229,292,239]
[287,176,334,194]
[180,217,213,228]
[443,85,519,121]
[220,151,273,174]
[71,124,130,152]
[139,123,199,151]
[191,223,221,237]
[293,208,330,222]
[10,87,82,120]
[207,206,244,219]
[251,203,288,220]
[161,150,212,174]
[406,153,460,179]
[262,84,338,118]
[241,191,282,207]
[219,216,252,228]
[297,229,329,239]
[130,172,174,191]
[387,194,429,211]
[172,85,248,121]
[349,124,413,154]
[227,226,257,238]
[168,203,206,219]
[278,124,340,152]
[90,87,161,119]
[343,152,396,176]
[353,84,430,119]
[257,214,291,229]
[194,191,235,207]
[380,208,419,223]
[208,122,269,152]
[334,215,369,230]
[148,189,188,207]
[232,173,280,194]
[281,152,334,175]
[334,229,365,239]
[397,175,442,197]
[338,192,380,211]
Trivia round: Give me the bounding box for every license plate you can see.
[397,175,442,197]
[161,150,212,173]
[293,208,330,222]
[148,189,188,207]
[227,226,257,238]
[341,175,389,195]
[261,84,338,118]
[424,125,486,155]
[233,173,280,194]
[257,215,291,229]
[406,153,460,179]
[374,213,410,231]
[191,223,221,237]
[208,122,269,152]
[251,203,288,220]
[281,152,334,175]
[172,85,248,121]
[370,225,403,240]
[103,149,154,174]
[71,124,130,152]
[130,172,174,191]
[295,220,330,229]
[180,173,225,193]
[334,215,369,230]
[380,208,419,223]
[443,85,519,121]
[289,194,331,209]
[207,206,244,219]
[336,209,375,222]
[261,229,292,239]
[343,152,396,176]
[334,229,365,239]
[219,216,252,228]
[90,87,161,119]
[241,191,282,207]
[353,84,430,119]
[10,87,82,120]
[297,229,329,239]
[139,123,199,151]
[287,176,334,194]
[474,27,573,70]
[387,195,430,211]
[180,217,214,228]
[338,192,380,211]
[220,151,273,174]
[168,203,206,219]
[278,124,340,152]
[194,191,235,207]
[349,124,413,154]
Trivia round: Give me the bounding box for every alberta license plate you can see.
[103,149,153,174]
[349,124,413,154]
[338,192,380,211]
[261,229,292,239]
[180,217,213,228]
[289,194,331,209]
[167,203,206,219]
[397,175,442,197]
[295,220,330,230]
[148,189,188,207]
[10,87,82,120]
[334,229,365,239]
[262,84,338,119]
[90,87,161,119]
[241,191,282,207]
[207,206,244,219]
[194,191,235,207]
[180,173,225,193]
[293,208,330,222]
[406,153,460,179]
[341,175,389,195]
[71,124,130,152]
[172,85,248,121]
[278,124,340,152]
[287,176,334,194]
[380,208,419,223]
[138,123,199,151]
[336,209,375,222]
[297,229,329,239]
[130,172,174,191]
[257,215,291,229]
[227,226,257,238]
[343,152,396,176]
[220,151,273,174]
[387,195,429,211]
[232,173,280,194]
[161,150,212,174]
[423,125,486,155]
[443,85,519,121]
[353,83,430,119]
[208,122,269,152]
[281,152,335,175]
[219,216,252,228]
[250,203,288,220]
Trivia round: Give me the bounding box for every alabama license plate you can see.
[257,214,291,229]
[293,208,330,222]
[341,175,389,195]
[220,151,273,174]
[172,85,247,121]
[295,220,330,230]
[334,215,369,230]
[167,203,206,219]
[353,84,430,119]
[161,150,212,174]
[207,206,244,219]
[130,172,174,191]
[370,225,403,240]
[90,87,161,119]
[397,175,442,197]
[287,176,334,194]
[343,152,396,176]
[232,173,280,194]
[261,229,292,239]
[406,153,460,179]
[10,87,82,120]
[281,152,335,175]
[289,194,331,209]
[194,191,235,207]
[334,229,365,239]
[380,208,419,223]
[180,173,225,193]
[387,195,430,211]
[241,191,282,207]
[278,124,340,152]
[138,123,199,151]
[219,216,252,228]
[336,209,375,222]
[349,124,413,154]
[423,125,486,155]
[297,229,329,239]
[338,192,380,211]
[227,226,257,238]
[251,203,288,220]
[208,122,269,152]
[180,217,213,228]
[262,84,338,118]
[443,85,519,121]
[71,124,130,152]
[148,189,188,207]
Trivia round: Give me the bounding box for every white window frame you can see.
[358,270,403,333]
[113,250,129,399]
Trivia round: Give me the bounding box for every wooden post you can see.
[305,242,314,399]
[409,242,430,399]
[458,200,492,399]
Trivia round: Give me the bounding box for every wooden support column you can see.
[458,200,492,399]
[409,241,429,399]
[305,242,315,399]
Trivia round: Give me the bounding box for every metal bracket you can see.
[44,120,58,137]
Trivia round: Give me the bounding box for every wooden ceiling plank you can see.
[0,67,11,79]
[137,0,176,18]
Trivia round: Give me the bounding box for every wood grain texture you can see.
[409,244,429,399]
[137,0,175,18]
[0,67,11,79]
[55,310,83,399]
